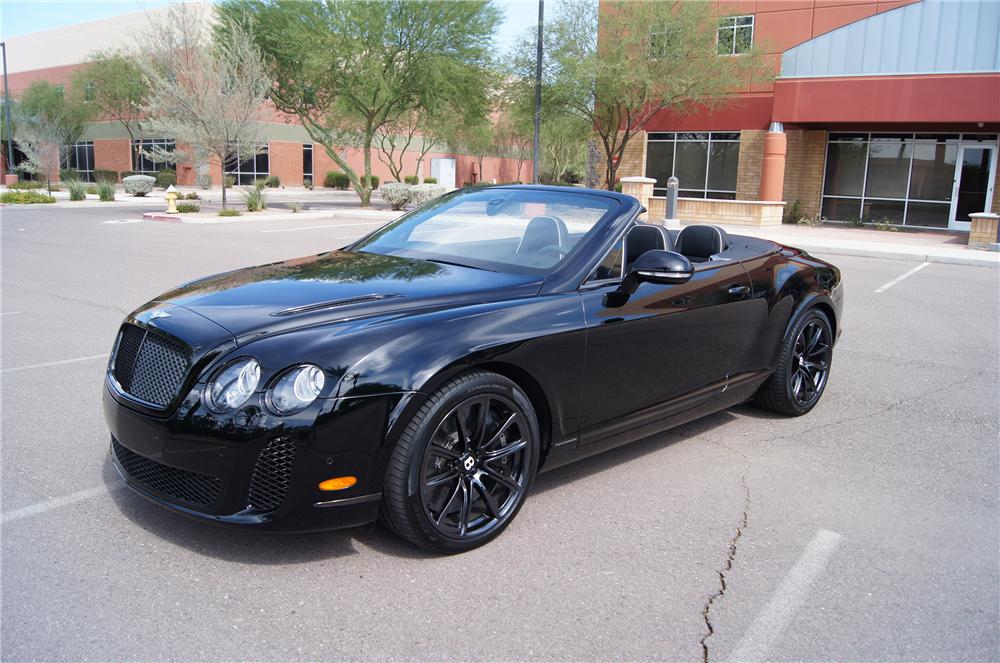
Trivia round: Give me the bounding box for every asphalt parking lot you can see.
[2,204,998,662]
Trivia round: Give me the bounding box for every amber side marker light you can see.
[319,476,357,491]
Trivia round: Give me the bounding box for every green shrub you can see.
[224,175,236,188]
[873,216,898,232]
[845,215,864,228]
[1,191,56,204]
[154,170,176,189]
[93,169,118,184]
[380,182,412,210]
[783,200,803,224]
[303,177,313,190]
[176,202,200,213]
[243,180,267,212]
[324,171,349,189]
[86,185,99,195]
[60,168,80,182]
[264,175,280,188]
[288,201,302,213]
[184,191,200,200]
[218,208,242,217]
[9,180,43,190]
[68,181,87,201]
[98,182,115,202]
[404,175,419,185]
[613,182,622,193]
[367,175,379,189]
[123,175,155,196]
[423,177,437,184]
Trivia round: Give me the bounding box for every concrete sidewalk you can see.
[690,221,1000,268]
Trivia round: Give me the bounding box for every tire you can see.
[754,308,834,417]
[380,370,540,553]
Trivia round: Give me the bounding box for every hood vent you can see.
[270,293,403,317]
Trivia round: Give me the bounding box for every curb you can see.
[792,243,1000,268]
[142,212,181,222]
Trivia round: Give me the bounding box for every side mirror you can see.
[628,250,694,285]
[603,250,693,308]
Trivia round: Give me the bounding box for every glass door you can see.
[950,145,997,230]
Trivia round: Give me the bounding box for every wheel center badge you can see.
[463,456,475,472]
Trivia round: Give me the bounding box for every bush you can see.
[123,175,155,196]
[303,177,313,190]
[98,182,116,201]
[60,168,80,182]
[9,180,43,190]
[288,202,302,213]
[845,215,864,228]
[176,202,201,213]
[264,175,280,188]
[325,171,349,189]
[461,181,474,188]
[86,185,99,195]
[613,182,622,193]
[196,170,212,190]
[380,182,412,210]
[0,191,56,204]
[184,191,200,200]
[409,183,446,206]
[218,208,242,217]
[154,170,176,189]
[423,177,437,184]
[224,175,236,188]
[68,181,87,201]
[244,180,267,212]
[367,175,380,189]
[783,200,802,225]
[93,169,118,184]
[404,175,419,185]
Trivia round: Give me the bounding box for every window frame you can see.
[645,132,740,200]
[717,15,754,56]
[224,141,270,185]
[67,140,95,182]
[132,138,176,175]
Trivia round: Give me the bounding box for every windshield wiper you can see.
[423,258,496,272]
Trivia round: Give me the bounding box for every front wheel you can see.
[755,308,833,416]
[381,371,540,553]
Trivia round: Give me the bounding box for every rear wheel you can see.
[755,308,833,416]
[381,371,540,553]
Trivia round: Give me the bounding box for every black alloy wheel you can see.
[381,371,540,553]
[755,308,834,417]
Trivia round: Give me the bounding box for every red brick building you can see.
[614,0,1000,231]
[1,7,530,190]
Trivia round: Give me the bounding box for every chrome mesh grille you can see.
[246,437,297,512]
[112,324,190,407]
[112,438,222,507]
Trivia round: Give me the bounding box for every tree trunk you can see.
[222,181,227,208]
[361,135,373,207]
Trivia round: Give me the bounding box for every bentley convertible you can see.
[104,185,842,552]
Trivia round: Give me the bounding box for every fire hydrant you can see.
[165,184,178,213]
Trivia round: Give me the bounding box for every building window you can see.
[648,28,677,59]
[224,141,269,185]
[645,132,739,199]
[303,143,313,183]
[717,15,753,55]
[67,141,95,182]
[132,138,176,174]
[84,81,96,102]
[820,133,999,229]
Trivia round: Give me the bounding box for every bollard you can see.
[665,176,679,226]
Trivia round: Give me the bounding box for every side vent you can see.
[246,437,298,512]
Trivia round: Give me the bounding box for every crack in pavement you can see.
[1,282,129,316]
[700,452,751,663]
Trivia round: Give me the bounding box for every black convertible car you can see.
[104,185,842,552]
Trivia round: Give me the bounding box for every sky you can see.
[0,0,543,49]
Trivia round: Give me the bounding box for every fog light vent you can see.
[247,436,297,512]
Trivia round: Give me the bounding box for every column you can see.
[759,122,786,202]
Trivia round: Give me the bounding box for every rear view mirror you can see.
[629,250,694,285]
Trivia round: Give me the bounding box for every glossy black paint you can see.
[104,185,843,532]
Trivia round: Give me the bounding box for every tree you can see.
[17,80,93,170]
[10,100,64,192]
[138,3,269,208]
[73,52,149,170]
[222,0,501,206]
[544,1,771,189]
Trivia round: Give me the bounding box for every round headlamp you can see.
[207,358,261,412]
[267,364,326,415]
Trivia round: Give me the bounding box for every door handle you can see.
[728,285,751,297]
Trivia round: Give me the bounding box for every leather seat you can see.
[675,224,728,262]
[516,215,568,255]
[625,223,671,269]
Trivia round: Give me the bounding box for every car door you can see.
[576,254,755,450]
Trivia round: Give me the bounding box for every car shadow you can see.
[102,406,749,562]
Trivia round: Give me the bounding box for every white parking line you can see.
[728,529,843,663]
[0,311,23,316]
[874,261,930,293]
[0,486,111,525]
[2,354,107,373]
[259,221,386,234]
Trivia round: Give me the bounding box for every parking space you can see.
[2,206,997,661]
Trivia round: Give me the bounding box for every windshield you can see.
[352,188,618,275]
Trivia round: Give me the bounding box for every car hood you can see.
[150,250,542,344]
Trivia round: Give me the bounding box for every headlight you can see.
[207,358,261,412]
[267,364,325,415]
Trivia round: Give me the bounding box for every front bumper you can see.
[104,381,407,532]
